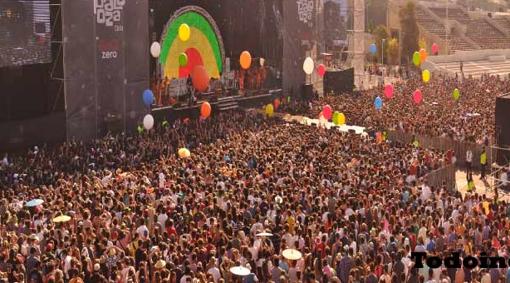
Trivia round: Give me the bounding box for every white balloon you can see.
[150,42,161,58]
[143,114,154,130]
[303,57,314,75]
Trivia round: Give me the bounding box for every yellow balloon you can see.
[265,104,274,117]
[338,113,346,125]
[178,148,191,159]
[422,69,430,83]
[178,24,191,42]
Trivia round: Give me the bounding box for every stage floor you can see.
[151,89,282,122]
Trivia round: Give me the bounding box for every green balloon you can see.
[413,51,420,67]
[332,111,341,125]
[453,88,460,101]
[179,53,188,67]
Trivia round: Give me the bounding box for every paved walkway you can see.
[434,59,510,78]
[456,169,510,201]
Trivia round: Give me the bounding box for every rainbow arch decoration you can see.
[159,6,224,79]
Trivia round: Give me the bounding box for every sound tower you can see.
[62,0,149,141]
[495,93,510,165]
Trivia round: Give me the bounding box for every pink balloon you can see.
[431,43,439,55]
[384,84,394,99]
[413,89,423,105]
[317,64,326,77]
[322,105,332,120]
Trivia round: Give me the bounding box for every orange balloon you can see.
[274,98,280,110]
[200,102,211,118]
[240,51,252,70]
[192,65,210,92]
[419,48,428,63]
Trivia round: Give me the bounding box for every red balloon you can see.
[431,43,439,55]
[274,98,280,110]
[201,102,211,118]
[317,64,326,77]
[384,84,394,99]
[322,105,332,120]
[192,65,210,92]
[413,89,423,105]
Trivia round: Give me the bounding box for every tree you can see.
[373,25,389,64]
[387,38,400,65]
[399,1,420,65]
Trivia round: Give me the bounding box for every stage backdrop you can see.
[63,0,149,141]
[150,0,283,85]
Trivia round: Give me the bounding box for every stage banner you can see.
[282,0,315,97]
[63,0,97,140]
[63,0,148,140]
[122,0,149,133]
[94,0,127,134]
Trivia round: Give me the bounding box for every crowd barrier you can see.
[387,130,490,170]
[424,164,457,192]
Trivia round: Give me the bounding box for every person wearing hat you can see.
[89,263,107,283]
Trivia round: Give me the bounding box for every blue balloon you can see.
[374,96,383,110]
[143,89,154,106]
[369,43,377,55]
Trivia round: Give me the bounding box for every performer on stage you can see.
[186,75,196,106]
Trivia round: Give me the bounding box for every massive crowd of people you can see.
[1,71,510,283]
[0,109,457,282]
[309,73,510,144]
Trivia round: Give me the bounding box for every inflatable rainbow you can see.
[159,8,224,79]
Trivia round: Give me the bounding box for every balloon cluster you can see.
[317,104,346,126]
[301,57,327,78]
[139,89,155,131]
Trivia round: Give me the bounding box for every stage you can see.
[151,89,282,122]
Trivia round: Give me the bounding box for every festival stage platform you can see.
[151,89,282,122]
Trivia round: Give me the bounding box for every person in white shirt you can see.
[282,232,298,249]
[466,149,473,175]
[1,154,8,167]
[158,172,166,189]
[206,258,221,283]
[136,219,149,239]
[157,211,168,231]
[501,170,508,191]
[421,183,432,202]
